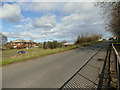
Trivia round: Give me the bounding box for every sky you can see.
[0,1,112,43]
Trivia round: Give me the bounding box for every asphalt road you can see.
[2,41,109,88]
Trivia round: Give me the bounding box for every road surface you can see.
[2,41,109,88]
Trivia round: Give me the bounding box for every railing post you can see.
[112,43,120,89]
[114,50,118,73]
[118,60,120,89]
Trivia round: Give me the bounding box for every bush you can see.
[43,42,47,49]
[43,40,60,49]
[9,47,14,50]
[58,43,63,47]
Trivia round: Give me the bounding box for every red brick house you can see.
[7,39,36,49]
[10,39,26,49]
[26,40,36,48]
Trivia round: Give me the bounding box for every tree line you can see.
[75,33,103,44]
[43,40,64,49]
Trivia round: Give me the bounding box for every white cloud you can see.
[17,2,64,12]
[13,23,33,28]
[33,15,56,28]
[16,2,34,11]
[62,13,94,22]
[3,2,112,42]
[24,18,32,22]
[17,2,95,14]
[4,31,42,40]
[0,3,24,23]
[2,32,7,35]
[21,32,41,39]
[0,25,2,29]
[63,2,95,14]
[2,32,20,38]
[34,3,60,12]
[13,25,24,28]
[8,28,14,31]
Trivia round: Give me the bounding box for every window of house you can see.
[11,43,12,45]
[18,43,20,45]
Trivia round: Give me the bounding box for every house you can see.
[109,36,118,41]
[10,39,26,49]
[63,43,74,47]
[98,39,103,41]
[26,40,36,48]
[7,39,37,49]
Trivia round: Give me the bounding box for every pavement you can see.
[2,41,110,88]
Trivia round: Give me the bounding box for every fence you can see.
[98,42,120,89]
[112,43,120,89]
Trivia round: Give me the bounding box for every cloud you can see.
[8,28,14,31]
[34,3,61,12]
[16,2,34,11]
[3,31,42,40]
[2,32,20,38]
[63,2,95,14]
[13,25,24,28]
[17,2,64,13]
[0,3,24,23]
[33,15,56,29]
[13,23,33,29]
[0,25,2,29]
[17,2,94,14]
[48,9,105,42]
[62,13,94,23]
[4,2,112,42]
[24,18,32,23]
[28,2,105,42]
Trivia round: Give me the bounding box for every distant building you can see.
[7,39,36,49]
[63,43,74,47]
[26,40,36,48]
[109,36,118,41]
[98,39,103,41]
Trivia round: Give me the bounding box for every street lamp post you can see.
[25,23,29,52]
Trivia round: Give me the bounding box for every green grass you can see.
[114,39,120,44]
[116,42,120,44]
[1,45,80,65]
[1,41,102,65]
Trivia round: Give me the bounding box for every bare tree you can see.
[0,33,8,45]
[96,1,120,37]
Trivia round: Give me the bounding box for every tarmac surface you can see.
[2,41,109,88]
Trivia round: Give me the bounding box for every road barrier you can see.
[112,43,120,89]
[98,43,120,89]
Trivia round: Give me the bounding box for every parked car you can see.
[18,51,25,54]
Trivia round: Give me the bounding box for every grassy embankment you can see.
[1,41,103,65]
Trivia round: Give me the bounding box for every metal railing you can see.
[112,43,120,89]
